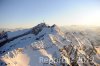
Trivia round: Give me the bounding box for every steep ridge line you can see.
[0,30,31,47]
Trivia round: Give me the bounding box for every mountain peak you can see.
[0,23,99,66]
[31,23,58,35]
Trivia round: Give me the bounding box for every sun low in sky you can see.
[0,0,100,28]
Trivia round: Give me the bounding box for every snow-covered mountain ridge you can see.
[0,23,100,66]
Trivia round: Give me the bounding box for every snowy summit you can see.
[0,23,100,66]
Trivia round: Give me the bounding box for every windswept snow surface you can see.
[0,24,100,66]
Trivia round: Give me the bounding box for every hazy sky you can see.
[0,0,100,28]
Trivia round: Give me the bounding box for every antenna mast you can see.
[43,20,45,23]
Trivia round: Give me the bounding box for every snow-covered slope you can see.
[0,23,100,66]
[7,29,30,39]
